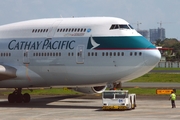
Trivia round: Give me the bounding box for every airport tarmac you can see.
[122,82,180,88]
[0,95,179,120]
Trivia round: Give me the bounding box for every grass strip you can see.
[2,88,179,96]
[153,68,180,70]
[130,73,180,82]
[1,88,81,96]
[124,87,179,96]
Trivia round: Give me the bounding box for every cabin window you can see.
[122,52,124,56]
[102,52,105,56]
[66,28,68,32]
[139,52,142,56]
[130,52,133,56]
[69,28,71,32]
[134,52,137,56]
[106,52,108,56]
[81,28,83,32]
[95,52,97,56]
[110,52,112,56]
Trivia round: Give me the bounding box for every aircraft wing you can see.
[0,64,17,80]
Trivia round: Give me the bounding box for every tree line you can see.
[155,38,180,61]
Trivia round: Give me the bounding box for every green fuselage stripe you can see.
[87,36,155,49]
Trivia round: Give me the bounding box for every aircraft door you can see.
[76,45,84,64]
[23,50,30,64]
[47,20,62,39]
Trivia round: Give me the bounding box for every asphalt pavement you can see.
[0,95,179,120]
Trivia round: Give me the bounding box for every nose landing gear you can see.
[8,88,31,103]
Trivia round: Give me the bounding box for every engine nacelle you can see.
[73,85,107,94]
[0,65,17,80]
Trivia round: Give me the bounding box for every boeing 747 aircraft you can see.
[0,17,161,103]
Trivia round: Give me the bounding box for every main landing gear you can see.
[8,88,31,103]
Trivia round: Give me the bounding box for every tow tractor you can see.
[102,90,136,110]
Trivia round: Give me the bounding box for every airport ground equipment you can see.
[102,90,136,110]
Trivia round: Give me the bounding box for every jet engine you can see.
[72,85,107,94]
[0,65,17,80]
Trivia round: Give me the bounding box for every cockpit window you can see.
[128,24,134,29]
[110,24,116,30]
[110,24,131,30]
[119,25,130,29]
[114,25,119,29]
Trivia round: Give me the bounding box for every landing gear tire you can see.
[16,94,23,103]
[8,88,31,103]
[23,93,30,103]
[8,93,15,103]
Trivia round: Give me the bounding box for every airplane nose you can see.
[143,49,161,66]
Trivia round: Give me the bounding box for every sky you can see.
[0,0,180,39]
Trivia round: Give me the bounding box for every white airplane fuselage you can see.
[0,17,161,89]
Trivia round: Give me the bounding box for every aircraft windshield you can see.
[128,24,134,29]
[110,24,131,30]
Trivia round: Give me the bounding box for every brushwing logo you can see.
[87,35,100,49]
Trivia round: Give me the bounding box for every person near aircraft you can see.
[169,91,176,108]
